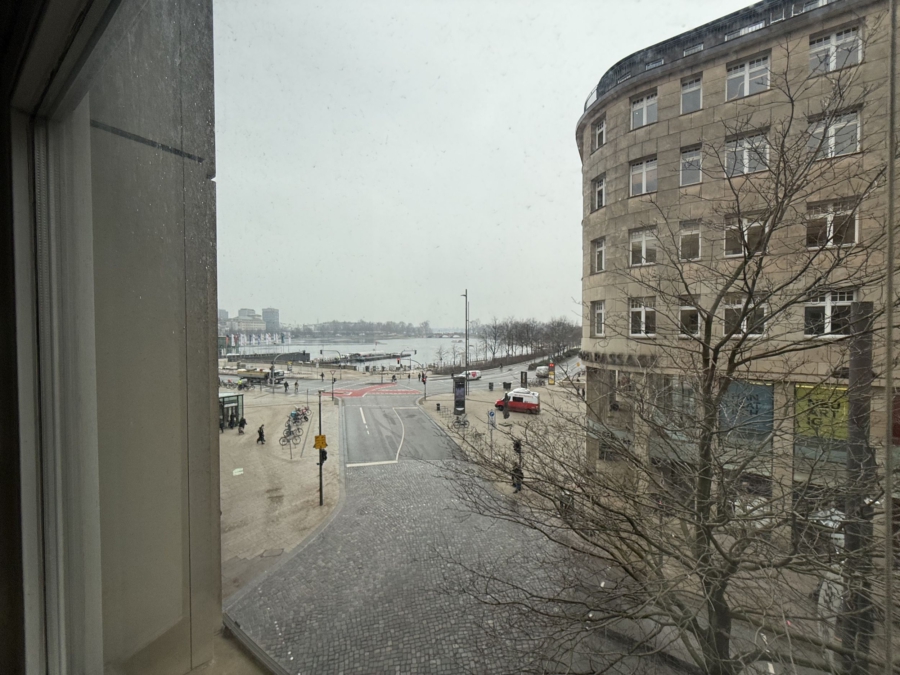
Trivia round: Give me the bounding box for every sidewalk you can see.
[219,387,342,599]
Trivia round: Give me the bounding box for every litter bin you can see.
[436,403,441,412]
[488,382,494,391]
[503,382,512,391]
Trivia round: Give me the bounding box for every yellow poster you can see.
[795,385,848,440]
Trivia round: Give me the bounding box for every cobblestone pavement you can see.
[225,454,550,674]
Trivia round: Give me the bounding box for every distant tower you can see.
[262,307,280,333]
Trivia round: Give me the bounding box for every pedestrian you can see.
[238,417,246,434]
[229,413,236,429]
[418,372,421,382]
[512,465,524,493]
[407,372,411,380]
[284,381,289,394]
[320,372,324,382]
[219,418,225,434]
[256,425,265,444]
[294,381,299,395]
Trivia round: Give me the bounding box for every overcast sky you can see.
[213,0,752,328]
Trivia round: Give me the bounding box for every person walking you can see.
[418,372,421,382]
[284,380,289,394]
[228,413,236,429]
[219,418,225,434]
[512,465,524,493]
[238,417,246,434]
[256,425,265,444]
[320,372,325,382]
[407,372,411,380]
[294,381,299,395]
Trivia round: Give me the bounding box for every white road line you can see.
[346,460,397,467]
[393,407,406,462]
[360,409,367,425]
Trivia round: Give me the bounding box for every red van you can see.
[495,388,540,414]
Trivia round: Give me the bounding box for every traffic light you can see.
[513,439,522,455]
[397,358,401,364]
[319,449,328,464]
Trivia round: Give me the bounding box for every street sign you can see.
[314,434,328,450]
[488,410,496,428]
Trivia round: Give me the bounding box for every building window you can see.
[681,76,702,114]
[684,43,704,56]
[630,157,658,196]
[630,228,657,266]
[794,0,833,16]
[592,237,606,273]
[725,217,766,257]
[724,295,766,336]
[726,133,769,176]
[630,297,657,336]
[680,146,702,185]
[679,296,700,336]
[806,201,857,247]
[808,112,859,158]
[724,20,766,41]
[804,290,855,336]
[810,27,861,74]
[726,56,769,100]
[592,117,606,151]
[646,58,664,70]
[592,301,606,336]
[592,176,606,210]
[631,92,658,129]
[679,220,701,260]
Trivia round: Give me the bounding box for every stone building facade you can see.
[576,0,897,508]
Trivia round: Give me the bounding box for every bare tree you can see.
[443,27,898,675]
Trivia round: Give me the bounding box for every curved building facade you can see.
[576,0,896,489]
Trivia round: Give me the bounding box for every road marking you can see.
[393,407,406,462]
[360,408,368,433]
[346,460,397,467]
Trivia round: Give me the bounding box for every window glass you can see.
[794,385,849,463]
[679,221,701,260]
[727,56,769,100]
[681,77,702,113]
[681,147,702,185]
[630,229,657,266]
[593,238,606,272]
[631,93,658,129]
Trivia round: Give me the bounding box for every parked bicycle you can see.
[280,426,302,446]
[451,415,470,429]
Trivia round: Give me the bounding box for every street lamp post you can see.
[318,389,324,506]
[319,349,345,379]
[462,289,469,395]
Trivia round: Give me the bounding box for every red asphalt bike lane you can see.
[329,383,420,398]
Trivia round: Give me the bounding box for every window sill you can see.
[805,333,850,339]
[629,334,657,339]
[679,257,701,263]
[813,150,863,162]
[810,62,862,78]
[630,121,658,133]
[724,252,764,259]
[680,108,702,116]
[725,169,768,178]
[805,243,856,250]
[680,181,702,188]
[677,334,700,339]
[590,269,606,276]
[590,205,606,214]
[629,263,657,268]
[629,192,657,199]
[725,88,770,104]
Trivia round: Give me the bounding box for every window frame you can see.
[680,146,702,186]
[679,296,701,337]
[629,228,658,267]
[804,289,856,337]
[726,55,770,101]
[592,237,606,273]
[808,112,860,158]
[592,117,607,152]
[630,157,658,196]
[809,26,861,75]
[679,220,701,261]
[806,201,858,248]
[681,76,703,114]
[629,297,657,337]
[631,92,658,130]
[726,133,769,176]
[725,216,767,258]
[592,175,606,211]
[592,300,606,337]
[723,295,767,337]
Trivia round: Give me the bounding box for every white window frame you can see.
[629,297,657,337]
[631,92,658,130]
[679,220,701,260]
[592,300,606,336]
[630,157,658,196]
[726,134,769,176]
[630,228,658,266]
[680,146,702,186]
[592,176,606,210]
[810,27,861,74]
[726,56,770,100]
[592,237,606,273]
[725,217,766,257]
[592,117,606,151]
[806,202,858,248]
[684,43,704,56]
[808,112,860,158]
[681,77,702,114]
[679,297,701,336]
[804,289,856,337]
[723,295,767,337]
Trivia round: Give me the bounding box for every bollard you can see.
[436,403,441,412]
[489,382,494,391]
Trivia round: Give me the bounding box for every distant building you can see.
[218,309,228,322]
[238,308,255,318]
[262,307,280,332]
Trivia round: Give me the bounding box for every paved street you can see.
[224,370,669,675]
